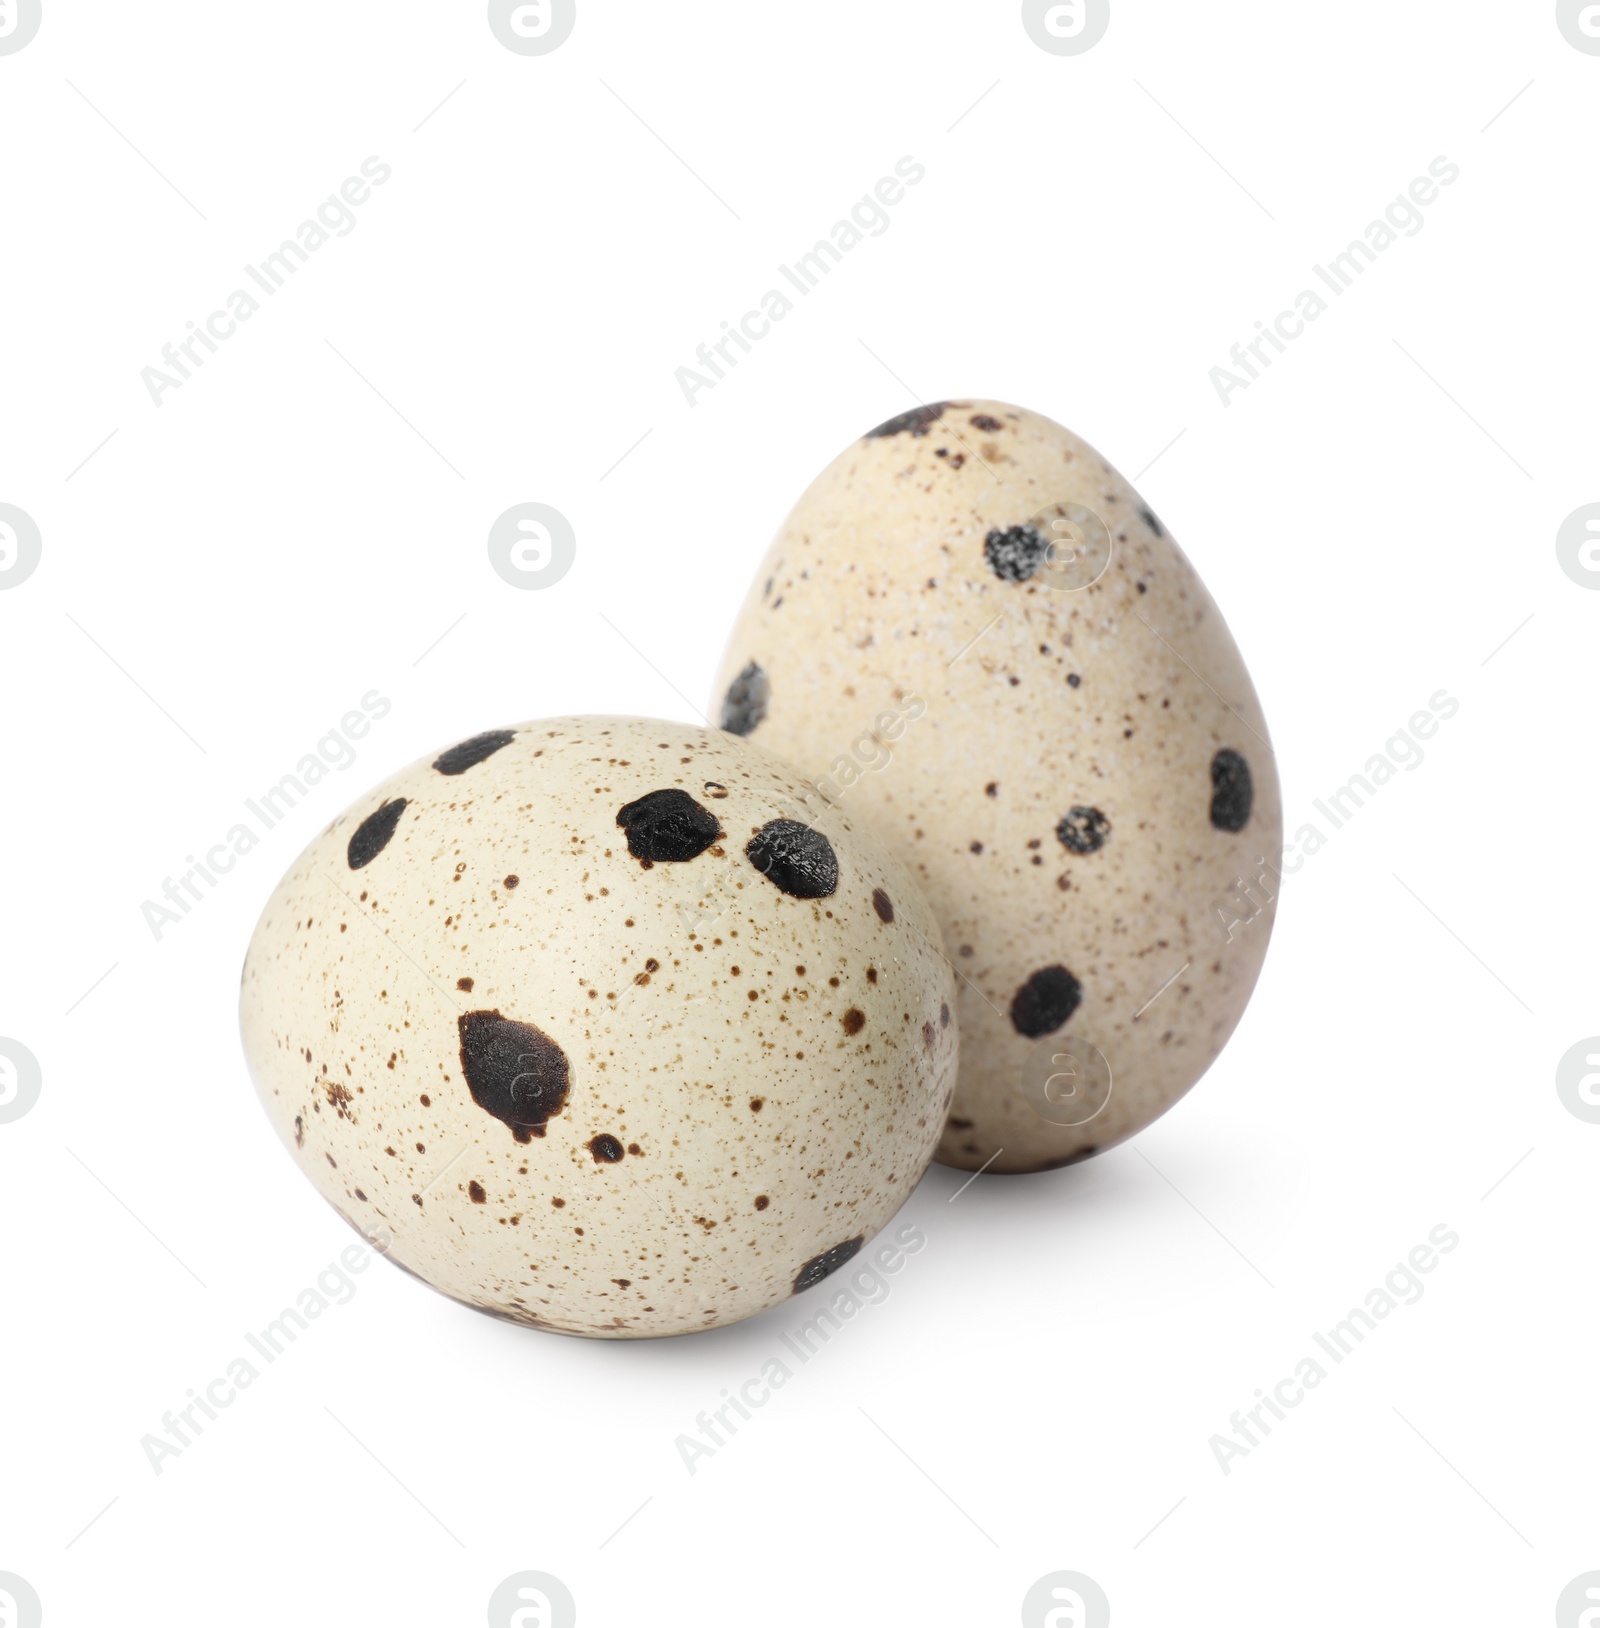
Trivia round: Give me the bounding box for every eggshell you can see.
[711,401,1280,1173]
[239,717,957,1337]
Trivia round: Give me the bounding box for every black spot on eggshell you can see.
[347,798,407,870]
[1010,966,1083,1039]
[969,413,1004,432]
[457,1009,570,1143]
[842,1007,866,1036]
[615,788,723,865]
[746,820,838,898]
[721,662,770,736]
[1056,806,1111,855]
[1210,749,1254,832]
[984,524,1051,583]
[588,1134,624,1163]
[1139,506,1165,538]
[872,887,894,923]
[866,402,947,438]
[434,730,515,776]
[793,1236,864,1293]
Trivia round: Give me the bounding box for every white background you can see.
[1,2,1596,1624]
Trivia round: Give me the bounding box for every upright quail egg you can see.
[711,401,1280,1173]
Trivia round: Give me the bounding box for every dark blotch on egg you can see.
[1139,506,1165,538]
[1010,966,1083,1039]
[347,797,407,870]
[1056,806,1111,855]
[588,1134,624,1163]
[720,661,770,736]
[616,788,723,865]
[1210,749,1254,832]
[871,887,894,923]
[434,730,516,776]
[984,524,1051,583]
[746,819,838,898]
[866,402,947,439]
[793,1236,864,1293]
[457,1010,570,1143]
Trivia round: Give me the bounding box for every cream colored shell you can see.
[239,717,957,1338]
[711,402,1280,1174]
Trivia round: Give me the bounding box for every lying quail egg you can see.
[239,717,957,1337]
[711,400,1280,1174]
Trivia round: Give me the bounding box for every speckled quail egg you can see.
[711,400,1280,1174]
[239,716,957,1338]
